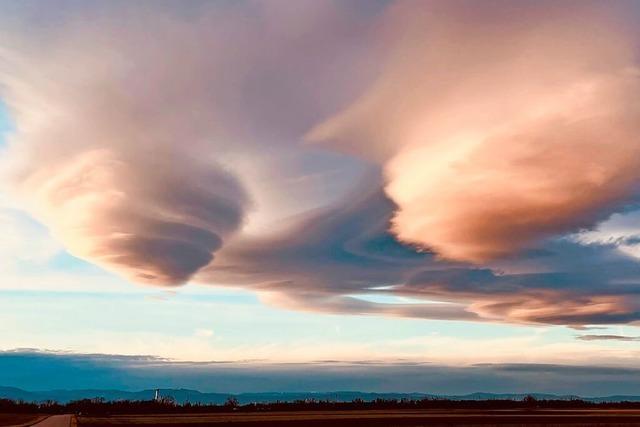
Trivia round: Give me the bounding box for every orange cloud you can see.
[309,0,640,262]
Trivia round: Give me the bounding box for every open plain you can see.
[0,414,42,426]
[78,409,640,426]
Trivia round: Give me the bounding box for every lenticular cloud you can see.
[309,0,640,262]
[7,147,247,285]
[0,0,377,286]
[0,5,250,285]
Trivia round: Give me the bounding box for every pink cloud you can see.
[0,0,376,285]
[309,0,640,262]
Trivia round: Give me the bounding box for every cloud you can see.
[308,0,640,263]
[194,329,215,338]
[2,0,640,330]
[198,182,476,322]
[3,350,640,396]
[576,335,640,342]
[0,0,378,285]
[0,3,252,285]
[199,180,640,326]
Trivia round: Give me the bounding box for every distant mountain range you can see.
[1,387,640,404]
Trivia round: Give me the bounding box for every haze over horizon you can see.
[1,0,640,395]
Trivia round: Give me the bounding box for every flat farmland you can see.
[78,409,640,426]
[0,413,44,426]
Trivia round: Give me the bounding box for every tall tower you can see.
[154,389,160,401]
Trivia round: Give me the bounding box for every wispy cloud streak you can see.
[577,335,640,342]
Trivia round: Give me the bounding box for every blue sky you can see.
[0,102,12,143]
[0,0,640,394]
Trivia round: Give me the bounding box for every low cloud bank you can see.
[3,350,640,396]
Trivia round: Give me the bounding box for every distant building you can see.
[154,389,160,401]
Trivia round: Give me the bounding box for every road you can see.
[29,415,75,427]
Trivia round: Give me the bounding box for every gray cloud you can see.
[200,178,640,326]
[198,181,477,322]
[577,335,640,342]
[3,350,640,396]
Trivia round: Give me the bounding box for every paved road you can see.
[29,415,75,427]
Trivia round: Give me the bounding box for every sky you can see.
[0,0,640,395]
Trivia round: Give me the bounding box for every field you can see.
[0,413,43,426]
[78,409,640,426]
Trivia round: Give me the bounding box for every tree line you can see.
[2,395,640,415]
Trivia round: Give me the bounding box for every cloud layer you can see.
[200,183,640,326]
[1,0,640,329]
